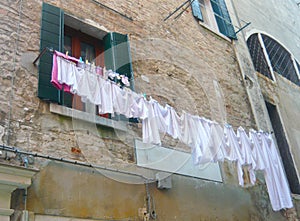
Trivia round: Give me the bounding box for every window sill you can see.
[199,22,232,42]
[256,72,277,85]
[49,103,128,132]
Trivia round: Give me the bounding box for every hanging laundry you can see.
[237,127,256,185]
[187,115,204,164]
[150,99,170,134]
[249,130,293,211]
[132,96,149,120]
[112,83,135,118]
[142,99,161,145]
[86,70,98,104]
[168,107,181,139]
[71,66,84,95]
[194,119,222,164]
[220,125,241,161]
[98,79,113,115]
[49,51,293,211]
[195,117,213,164]
[76,68,90,103]
[96,66,103,76]
[51,50,79,92]
[180,112,192,146]
[261,132,293,211]
[249,130,267,171]
[93,76,103,105]
[209,122,224,162]
[220,125,244,185]
[57,56,76,93]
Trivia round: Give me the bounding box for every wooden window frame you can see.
[63,26,108,117]
[64,25,105,67]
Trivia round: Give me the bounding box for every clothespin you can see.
[79,57,83,63]
[85,59,89,64]
[91,62,95,71]
[143,93,147,99]
[224,123,232,128]
[65,51,69,57]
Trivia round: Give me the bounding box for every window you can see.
[247,33,300,86]
[297,62,300,78]
[262,34,300,85]
[191,0,236,39]
[38,3,134,111]
[247,34,273,80]
[62,26,105,111]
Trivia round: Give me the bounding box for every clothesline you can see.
[50,50,293,211]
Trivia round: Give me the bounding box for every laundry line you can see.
[50,50,294,211]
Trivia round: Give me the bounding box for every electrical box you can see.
[156,172,172,189]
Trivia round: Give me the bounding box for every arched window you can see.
[247,33,300,86]
[247,33,273,80]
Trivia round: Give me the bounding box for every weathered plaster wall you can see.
[232,0,300,61]
[231,0,300,218]
[231,1,300,167]
[26,161,288,221]
[258,74,300,180]
[257,73,300,219]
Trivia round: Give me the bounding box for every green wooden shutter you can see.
[191,0,203,21]
[104,32,134,90]
[38,3,64,103]
[210,0,236,39]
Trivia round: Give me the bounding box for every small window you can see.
[38,3,134,119]
[63,35,72,55]
[210,0,236,39]
[247,33,300,86]
[262,34,300,86]
[62,26,105,111]
[80,42,96,63]
[64,25,104,66]
[247,34,273,80]
[191,0,236,39]
[198,0,211,24]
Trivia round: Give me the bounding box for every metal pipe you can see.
[6,0,24,147]
[164,0,190,21]
[0,144,155,182]
[173,0,195,20]
[33,47,53,66]
[235,22,251,35]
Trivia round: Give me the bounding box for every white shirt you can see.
[237,127,256,185]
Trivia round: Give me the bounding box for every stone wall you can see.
[0,0,255,163]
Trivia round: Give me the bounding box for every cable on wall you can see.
[6,0,23,147]
[0,144,155,182]
[90,0,133,21]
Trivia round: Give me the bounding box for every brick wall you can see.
[0,0,255,159]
